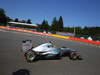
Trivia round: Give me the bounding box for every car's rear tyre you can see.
[77,55,83,60]
[70,55,77,60]
[24,50,37,62]
[70,52,78,60]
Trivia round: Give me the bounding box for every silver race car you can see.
[22,40,82,62]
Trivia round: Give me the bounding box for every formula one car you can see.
[22,40,82,62]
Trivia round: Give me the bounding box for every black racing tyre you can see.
[77,55,83,60]
[69,52,78,60]
[24,50,37,62]
[70,55,77,60]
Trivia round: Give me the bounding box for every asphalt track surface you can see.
[0,30,100,75]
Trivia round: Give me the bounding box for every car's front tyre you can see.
[24,50,37,62]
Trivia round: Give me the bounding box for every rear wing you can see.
[22,40,33,52]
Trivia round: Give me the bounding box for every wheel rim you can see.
[27,53,35,61]
[72,56,77,60]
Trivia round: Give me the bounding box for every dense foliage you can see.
[0,8,100,38]
[0,8,12,25]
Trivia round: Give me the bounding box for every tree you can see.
[82,26,90,35]
[20,20,26,23]
[0,8,12,25]
[14,18,19,22]
[6,16,13,22]
[58,16,64,31]
[75,27,82,35]
[82,27,100,37]
[51,17,58,31]
[40,20,49,32]
[0,8,7,25]
[27,19,32,24]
